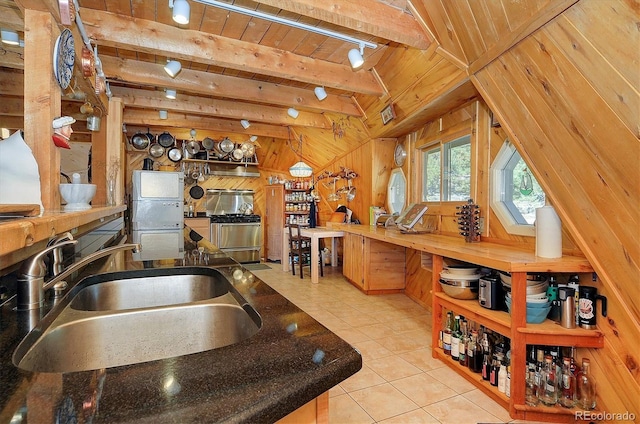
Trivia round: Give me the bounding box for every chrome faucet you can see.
[17,239,140,310]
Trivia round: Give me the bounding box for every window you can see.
[421,135,471,202]
[490,139,546,235]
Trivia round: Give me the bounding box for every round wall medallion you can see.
[53,29,75,90]
[394,144,407,167]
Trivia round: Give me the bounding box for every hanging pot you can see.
[240,142,255,158]
[202,137,215,150]
[158,131,175,148]
[231,148,244,161]
[219,138,235,153]
[186,139,201,156]
[189,183,204,199]
[146,128,155,144]
[149,142,164,158]
[130,133,150,150]
[167,139,183,162]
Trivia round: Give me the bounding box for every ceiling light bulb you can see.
[159,110,168,119]
[1,29,19,46]
[240,119,250,129]
[164,60,182,78]
[287,108,299,119]
[314,86,327,101]
[165,89,177,99]
[171,0,190,25]
[348,48,364,69]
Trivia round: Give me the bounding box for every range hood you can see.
[207,162,260,177]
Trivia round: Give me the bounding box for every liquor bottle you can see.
[539,355,558,406]
[498,363,507,393]
[451,315,461,361]
[576,358,597,410]
[467,330,482,373]
[527,345,537,374]
[490,352,503,387]
[525,370,540,406]
[458,319,469,366]
[505,365,511,398]
[442,311,453,356]
[481,334,492,381]
[559,357,576,408]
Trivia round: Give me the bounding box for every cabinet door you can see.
[265,185,284,261]
[185,218,211,242]
[365,239,406,291]
[343,233,364,288]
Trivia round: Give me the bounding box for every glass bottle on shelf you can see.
[458,319,469,367]
[451,315,461,361]
[481,334,492,381]
[467,330,482,373]
[539,355,558,406]
[525,370,540,406]
[442,311,453,356]
[559,357,576,408]
[576,358,596,410]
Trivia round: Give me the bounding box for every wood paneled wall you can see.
[466,0,639,416]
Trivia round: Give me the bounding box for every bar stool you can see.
[288,224,323,279]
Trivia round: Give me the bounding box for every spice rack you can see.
[431,253,604,422]
[284,180,314,226]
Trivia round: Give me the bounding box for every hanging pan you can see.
[167,139,183,162]
[149,142,164,158]
[158,131,175,148]
[189,182,204,199]
[130,132,150,150]
[202,137,215,150]
[146,128,155,144]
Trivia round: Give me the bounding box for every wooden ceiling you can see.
[0,0,434,146]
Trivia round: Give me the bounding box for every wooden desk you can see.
[282,227,344,284]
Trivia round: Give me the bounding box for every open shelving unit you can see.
[431,253,604,422]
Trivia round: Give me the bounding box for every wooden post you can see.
[23,9,60,211]
[107,98,124,205]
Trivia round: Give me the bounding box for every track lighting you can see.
[348,44,365,69]
[1,29,19,46]
[240,119,251,129]
[287,108,299,119]
[169,0,190,25]
[159,110,168,119]
[249,135,258,142]
[314,86,327,101]
[164,60,182,78]
[165,89,177,99]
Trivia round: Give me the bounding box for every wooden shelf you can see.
[434,348,509,409]
[182,158,259,166]
[513,403,604,422]
[434,292,511,337]
[518,321,604,348]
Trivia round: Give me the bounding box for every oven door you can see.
[211,223,261,263]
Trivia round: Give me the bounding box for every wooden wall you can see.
[422,0,640,416]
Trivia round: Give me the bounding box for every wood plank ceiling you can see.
[0,0,433,150]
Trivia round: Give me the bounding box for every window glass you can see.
[490,139,546,235]
[421,135,471,202]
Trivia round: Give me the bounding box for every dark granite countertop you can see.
[0,230,361,423]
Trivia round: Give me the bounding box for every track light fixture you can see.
[159,110,168,119]
[240,119,251,129]
[249,135,258,142]
[165,89,177,99]
[164,60,182,78]
[287,108,299,119]
[169,0,190,24]
[1,29,19,46]
[314,86,327,101]
[348,44,365,69]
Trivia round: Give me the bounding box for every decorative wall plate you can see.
[394,144,407,167]
[53,29,75,90]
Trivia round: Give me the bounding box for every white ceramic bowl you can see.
[59,183,97,211]
[444,265,480,276]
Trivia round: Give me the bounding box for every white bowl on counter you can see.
[59,183,97,211]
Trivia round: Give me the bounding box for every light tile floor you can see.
[252,264,553,424]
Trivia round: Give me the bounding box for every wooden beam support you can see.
[100,56,363,117]
[79,9,384,96]
[22,9,60,211]
[122,109,289,140]
[111,87,331,129]
[252,0,433,50]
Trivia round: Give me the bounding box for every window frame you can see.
[419,133,472,204]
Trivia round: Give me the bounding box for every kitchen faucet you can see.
[17,237,140,310]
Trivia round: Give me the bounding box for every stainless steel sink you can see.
[70,274,231,311]
[13,268,261,373]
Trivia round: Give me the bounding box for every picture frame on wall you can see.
[381,104,396,125]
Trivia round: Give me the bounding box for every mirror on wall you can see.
[387,168,407,215]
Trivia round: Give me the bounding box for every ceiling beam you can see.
[111,87,331,129]
[101,56,362,116]
[251,0,433,50]
[79,9,385,96]
[122,109,290,140]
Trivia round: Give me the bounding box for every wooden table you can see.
[282,226,344,284]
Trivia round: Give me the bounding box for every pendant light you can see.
[288,128,312,178]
